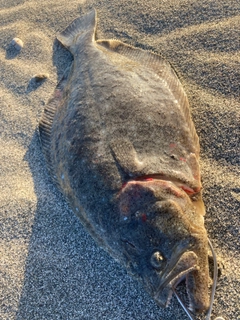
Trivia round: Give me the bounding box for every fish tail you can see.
[57,9,96,54]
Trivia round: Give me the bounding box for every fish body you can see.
[39,9,210,313]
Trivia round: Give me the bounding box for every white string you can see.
[173,287,195,320]
[206,238,218,320]
[172,238,220,320]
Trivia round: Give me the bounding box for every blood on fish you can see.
[180,185,195,195]
[38,9,212,315]
[121,182,127,189]
[54,89,62,99]
[164,183,182,197]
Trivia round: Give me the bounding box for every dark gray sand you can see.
[0,1,239,319]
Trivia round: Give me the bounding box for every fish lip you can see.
[153,251,199,307]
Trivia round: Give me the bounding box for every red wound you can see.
[54,89,62,99]
[144,178,153,181]
[122,182,127,188]
[180,185,195,195]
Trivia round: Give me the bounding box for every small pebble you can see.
[11,37,24,50]
[33,73,49,83]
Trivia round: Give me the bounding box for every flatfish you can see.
[39,9,210,314]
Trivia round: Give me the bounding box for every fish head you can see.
[118,179,210,313]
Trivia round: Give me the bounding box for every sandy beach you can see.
[0,0,239,319]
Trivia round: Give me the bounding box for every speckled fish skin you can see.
[39,9,210,313]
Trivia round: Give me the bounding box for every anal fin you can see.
[39,67,70,185]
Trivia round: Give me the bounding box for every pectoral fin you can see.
[110,138,144,177]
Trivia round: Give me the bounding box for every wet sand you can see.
[0,1,239,319]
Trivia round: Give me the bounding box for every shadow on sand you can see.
[15,22,198,320]
[15,130,188,320]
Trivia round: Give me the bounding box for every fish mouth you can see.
[118,176,209,311]
[153,251,199,308]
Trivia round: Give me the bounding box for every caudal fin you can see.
[57,9,97,54]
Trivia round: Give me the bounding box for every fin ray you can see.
[39,68,70,185]
[57,9,96,54]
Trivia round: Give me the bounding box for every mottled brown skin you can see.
[39,9,210,313]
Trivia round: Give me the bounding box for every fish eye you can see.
[150,251,164,269]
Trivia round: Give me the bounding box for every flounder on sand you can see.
[39,9,213,316]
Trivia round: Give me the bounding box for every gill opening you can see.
[172,238,224,320]
[134,174,200,196]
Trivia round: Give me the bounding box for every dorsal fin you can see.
[97,39,199,154]
[57,9,97,54]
